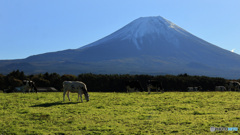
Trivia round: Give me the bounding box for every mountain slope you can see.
[1,16,240,78]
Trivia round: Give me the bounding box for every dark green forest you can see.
[0,70,237,93]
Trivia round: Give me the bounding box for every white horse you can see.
[63,81,89,102]
[147,80,164,94]
[187,86,202,92]
[227,81,240,91]
[215,86,226,91]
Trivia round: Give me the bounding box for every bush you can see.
[0,71,232,92]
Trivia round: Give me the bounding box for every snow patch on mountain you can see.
[116,16,183,49]
[80,16,188,50]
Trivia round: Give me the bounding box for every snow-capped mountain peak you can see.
[3,16,240,78]
[81,16,188,50]
[121,16,179,38]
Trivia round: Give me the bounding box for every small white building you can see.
[13,87,58,92]
[37,87,58,92]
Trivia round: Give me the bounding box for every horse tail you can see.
[33,85,38,93]
[31,82,37,93]
[63,81,67,90]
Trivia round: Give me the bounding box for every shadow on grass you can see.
[30,101,80,107]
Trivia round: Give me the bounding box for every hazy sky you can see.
[0,0,240,59]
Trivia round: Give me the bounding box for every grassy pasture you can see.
[0,92,240,134]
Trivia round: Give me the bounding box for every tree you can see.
[31,74,50,87]
[7,70,26,80]
[5,77,22,92]
[49,73,62,91]
[61,74,77,82]
[0,74,6,90]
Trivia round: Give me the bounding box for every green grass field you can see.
[0,92,240,134]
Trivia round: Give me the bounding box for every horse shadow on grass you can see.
[30,101,80,107]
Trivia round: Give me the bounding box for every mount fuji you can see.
[1,16,240,78]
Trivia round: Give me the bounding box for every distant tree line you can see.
[0,70,237,92]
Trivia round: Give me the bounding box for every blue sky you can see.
[0,0,240,59]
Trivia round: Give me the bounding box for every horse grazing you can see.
[63,81,89,102]
[125,80,144,93]
[187,86,202,92]
[227,81,240,91]
[215,86,226,91]
[147,80,164,94]
[21,80,38,93]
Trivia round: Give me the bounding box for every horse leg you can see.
[148,87,151,94]
[80,94,83,102]
[33,85,38,93]
[78,89,83,102]
[78,91,83,102]
[67,91,71,101]
[63,90,66,101]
